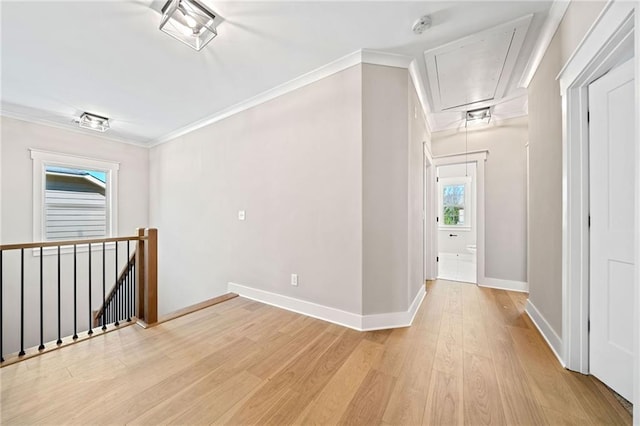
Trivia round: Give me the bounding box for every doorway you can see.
[433,150,487,285]
[424,143,436,282]
[588,58,635,402]
[436,162,477,283]
[559,1,636,413]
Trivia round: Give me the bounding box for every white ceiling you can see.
[0,1,553,145]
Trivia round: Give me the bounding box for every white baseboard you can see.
[525,299,565,367]
[480,276,529,293]
[227,282,426,331]
[361,287,426,331]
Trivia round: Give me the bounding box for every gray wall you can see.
[362,64,409,315]
[432,116,528,283]
[0,116,149,354]
[150,65,364,316]
[527,1,606,337]
[151,63,428,318]
[408,80,430,305]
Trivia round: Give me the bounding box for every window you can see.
[31,149,119,247]
[438,176,471,229]
[45,166,107,241]
[443,183,465,225]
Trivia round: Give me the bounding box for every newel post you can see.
[136,228,158,325]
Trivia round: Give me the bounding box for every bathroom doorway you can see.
[436,162,477,284]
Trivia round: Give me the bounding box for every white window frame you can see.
[31,149,119,255]
[438,176,472,231]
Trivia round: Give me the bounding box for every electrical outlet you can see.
[291,274,298,286]
[238,210,245,220]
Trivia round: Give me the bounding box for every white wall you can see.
[0,116,149,354]
[432,116,528,284]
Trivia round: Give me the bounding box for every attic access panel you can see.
[424,15,532,112]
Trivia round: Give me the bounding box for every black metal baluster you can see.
[118,282,122,324]
[102,242,106,330]
[1,250,4,362]
[118,282,122,323]
[56,246,62,345]
[19,249,25,356]
[38,247,44,351]
[128,266,132,321]
[114,242,119,326]
[88,244,93,336]
[73,244,78,340]
[131,256,134,317]
[126,242,131,322]
[116,286,119,325]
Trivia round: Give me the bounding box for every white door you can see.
[589,58,635,402]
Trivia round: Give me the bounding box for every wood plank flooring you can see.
[0,280,632,425]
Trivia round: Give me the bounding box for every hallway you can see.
[0,281,631,424]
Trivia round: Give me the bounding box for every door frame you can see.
[558,0,636,384]
[424,142,436,281]
[433,150,488,285]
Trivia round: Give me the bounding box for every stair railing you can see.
[0,228,158,365]
[92,252,136,328]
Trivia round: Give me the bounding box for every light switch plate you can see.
[238,210,245,220]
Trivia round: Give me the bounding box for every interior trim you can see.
[150,49,414,147]
[227,281,426,331]
[518,0,571,88]
[525,299,565,367]
[479,277,528,293]
[0,106,149,148]
[424,14,532,113]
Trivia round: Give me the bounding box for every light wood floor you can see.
[0,280,632,425]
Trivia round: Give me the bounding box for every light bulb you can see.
[180,24,194,37]
[184,15,197,28]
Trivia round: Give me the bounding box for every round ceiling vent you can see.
[412,15,432,34]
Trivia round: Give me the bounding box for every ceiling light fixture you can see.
[412,15,432,34]
[160,0,218,51]
[78,112,110,132]
[465,107,491,125]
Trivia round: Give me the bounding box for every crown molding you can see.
[361,49,414,69]
[518,0,571,88]
[0,106,149,148]
[150,49,415,147]
[3,49,421,149]
[408,60,434,137]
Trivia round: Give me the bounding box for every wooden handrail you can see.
[0,235,147,251]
